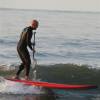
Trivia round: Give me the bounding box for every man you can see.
[14,20,39,80]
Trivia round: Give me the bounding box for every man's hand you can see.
[32,48,35,53]
[32,42,35,46]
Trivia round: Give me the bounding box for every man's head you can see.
[31,20,39,30]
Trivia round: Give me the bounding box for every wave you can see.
[0,63,100,85]
[0,76,45,94]
[0,63,100,100]
[35,64,100,86]
[0,39,16,46]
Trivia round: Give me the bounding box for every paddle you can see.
[33,31,36,59]
[30,31,37,80]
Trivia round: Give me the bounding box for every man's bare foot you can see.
[13,75,20,80]
[24,76,29,80]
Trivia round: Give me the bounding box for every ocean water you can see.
[0,9,100,100]
[0,76,99,100]
[0,9,100,67]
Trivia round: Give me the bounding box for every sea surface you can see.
[0,9,100,67]
[0,8,100,100]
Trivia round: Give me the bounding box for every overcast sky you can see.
[0,0,100,12]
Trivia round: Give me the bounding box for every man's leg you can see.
[24,49,31,80]
[16,63,24,76]
[15,48,31,80]
[14,64,24,79]
[14,49,25,79]
[24,63,31,80]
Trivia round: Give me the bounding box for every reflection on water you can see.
[0,88,56,100]
[0,94,56,100]
[0,84,100,100]
[0,93,100,100]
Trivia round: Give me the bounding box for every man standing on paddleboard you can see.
[14,20,39,80]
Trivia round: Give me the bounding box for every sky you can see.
[0,0,100,12]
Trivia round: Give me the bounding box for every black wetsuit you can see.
[16,26,33,76]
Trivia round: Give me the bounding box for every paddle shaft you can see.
[33,32,36,59]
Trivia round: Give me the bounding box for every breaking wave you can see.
[0,77,44,95]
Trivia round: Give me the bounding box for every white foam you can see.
[0,77,45,94]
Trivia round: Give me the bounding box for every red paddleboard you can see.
[6,78,97,90]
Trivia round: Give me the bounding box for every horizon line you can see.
[0,7,100,13]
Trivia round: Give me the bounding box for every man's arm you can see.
[27,31,33,50]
